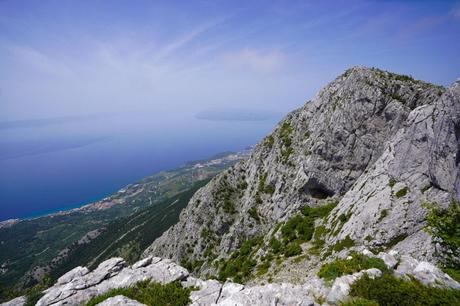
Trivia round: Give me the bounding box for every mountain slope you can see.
[144,67,453,280]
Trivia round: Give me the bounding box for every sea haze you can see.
[0,111,281,221]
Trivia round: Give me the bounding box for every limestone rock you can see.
[35,257,188,306]
[189,279,222,306]
[96,295,146,306]
[215,283,317,306]
[0,296,26,306]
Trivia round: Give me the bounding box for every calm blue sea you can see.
[0,112,280,221]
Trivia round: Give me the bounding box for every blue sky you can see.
[0,0,459,120]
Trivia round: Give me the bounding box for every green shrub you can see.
[444,267,460,283]
[333,235,355,252]
[395,187,408,198]
[223,199,236,214]
[248,207,260,222]
[302,202,337,219]
[388,178,396,188]
[85,280,192,306]
[349,273,460,306]
[269,237,282,254]
[318,252,387,282]
[425,200,460,255]
[24,289,44,306]
[340,297,379,306]
[284,242,302,257]
[281,215,314,243]
[264,135,275,149]
[378,209,388,222]
[218,237,262,283]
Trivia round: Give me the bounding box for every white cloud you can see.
[450,6,460,19]
[8,45,73,77]
[221,48,286,73]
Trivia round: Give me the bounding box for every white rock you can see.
[96,295,146,306]
[56,266,90,285]
[361,249,374,257]
[189,279,222,306]
[0,296,26,306]
[377,252,398,269]
[132,256,152,269]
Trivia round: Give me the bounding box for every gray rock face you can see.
[324,79,460,262]
[144,67,446,277]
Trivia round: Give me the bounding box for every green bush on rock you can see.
[318,252,387,282]
[85,280,192,306]
[349,273,460,306]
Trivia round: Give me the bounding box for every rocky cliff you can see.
[144,67,455,281]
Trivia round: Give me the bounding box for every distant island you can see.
[195,109,281,122]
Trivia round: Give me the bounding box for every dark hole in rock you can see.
[455,123,460,166]
[301,177,334,199]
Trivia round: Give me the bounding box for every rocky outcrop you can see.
[35,257,188,306]
[3,251,459,306]
[323,78,460,262]
[144,67,448,277]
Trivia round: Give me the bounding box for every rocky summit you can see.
[144,66,455,276]
[2,66,460,305]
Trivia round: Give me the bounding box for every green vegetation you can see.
[318,252,387,282]
[394,186,408,198]
[258,173,275,195]
[218,237,262,283]
[215,180,237,215]
[340,297,379,306]
[279,122,294,163]
[272,202,338,257]
[264,135,275,149]
[349,273,460,306]
[284,242,302,257]
[425,201,460,278]
[248,207,260,222]
[0,275,51,304]
[332,235,355,253]
[85,280,192,306]
[269,237,282,254]
[388,178,396,188]
[425,201,460,256]
[378,209,388,222]
[281,215,315,245]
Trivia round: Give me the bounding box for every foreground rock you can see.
[96,295,146,306]
[3,251,459,306]
[35,257,188,306]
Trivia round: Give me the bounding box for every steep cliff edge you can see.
[144,67,454,281]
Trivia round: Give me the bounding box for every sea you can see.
[0,111,281,221]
